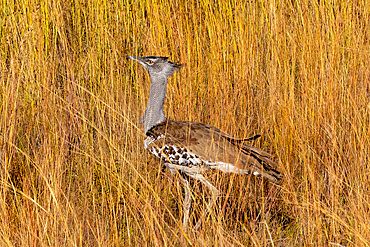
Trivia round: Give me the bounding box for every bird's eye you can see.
[148,60,153,65]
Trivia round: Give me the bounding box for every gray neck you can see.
[144,74,168,133]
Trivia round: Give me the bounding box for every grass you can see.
[0,0,369,245]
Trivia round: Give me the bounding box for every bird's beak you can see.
[126,56,137,61]
[127,56,146,69]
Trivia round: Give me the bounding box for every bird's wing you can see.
[147,120,282,184]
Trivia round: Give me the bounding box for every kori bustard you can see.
[127,55,282,231]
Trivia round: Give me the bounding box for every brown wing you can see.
[147,120,282,184]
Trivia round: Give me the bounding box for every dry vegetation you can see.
[1,0,369,246]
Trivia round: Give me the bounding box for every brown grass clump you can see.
[0,0,369,246]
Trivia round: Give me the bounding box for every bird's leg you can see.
[192,174,220,231]
[180,174,191,231]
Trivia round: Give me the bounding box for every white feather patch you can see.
[208,162,249,175]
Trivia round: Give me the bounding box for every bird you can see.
[127,55,283,231]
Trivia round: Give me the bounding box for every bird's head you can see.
[127,56,182,78]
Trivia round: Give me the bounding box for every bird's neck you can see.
[144,75,168,133]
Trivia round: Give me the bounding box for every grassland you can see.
[0,0,369,246]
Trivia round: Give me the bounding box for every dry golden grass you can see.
[0,0,369,246]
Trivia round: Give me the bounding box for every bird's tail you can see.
[243,144,283,185]
[225,135,283,185]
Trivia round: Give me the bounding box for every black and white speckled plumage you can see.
[145,134,207,175]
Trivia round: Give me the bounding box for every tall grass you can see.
[0,0,369,245]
